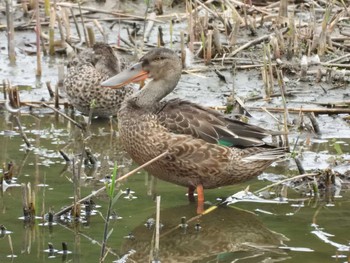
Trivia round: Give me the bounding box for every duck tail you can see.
[242,147,288,162]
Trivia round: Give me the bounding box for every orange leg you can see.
[196,184,204,214]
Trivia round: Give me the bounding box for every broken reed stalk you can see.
[144,12,156,43]
[267,44,274,97]
[6,0,16,64]
[87,25,95,46]
[93,19,106,42]
[141,0,151,50]
[62,8,71,42]
[262,45,270,99]
[286,15,295,59]
[2,80,7,100]
[54,85,60,109]
[201,30,206,62]
[72,158,82,218]
[153,195,161,261]
[229,14,239,46]
[180,31,186,68]
[49,7,56,56]
[57,63,65,87]
[54,151,169,217]
[55,10,65,44]
[254,173,319,194]
[318,4,331,56]
[294,157,306,175]
[157,26,164,47]
[14,116,32,148]
[308,112,321,135]
[212,28,222,55]
[70,8,81,41]
[22,182,36,220]
[7,83,20,108]
[35,0,42,76]
[44,0,50,16]
[78,1,89,47]
[46,81,54,99]
[169,20,173,49]
[187,0,194,52]
[278,0,288,23]
[277,69,289,149]
[8,235,14,257]
[59,150,71,162]
[206,30,212,65]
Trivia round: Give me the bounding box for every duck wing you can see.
[156,99,275,148]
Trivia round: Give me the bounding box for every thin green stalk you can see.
[100,163,121,262]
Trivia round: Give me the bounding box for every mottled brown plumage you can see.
[102,48,286,204]
[64,43,134,118]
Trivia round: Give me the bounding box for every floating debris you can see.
[123,233,135,240]
[312,225,350,252]
[279,246,314,252]
[144,218,156,229]
[224,189,289,205]
[1,178,21,192]
[113,249,136,263]
[109,211,123,220]
[255,209,275,215]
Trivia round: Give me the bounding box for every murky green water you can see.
[0,112,349,263]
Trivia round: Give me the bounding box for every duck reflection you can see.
[121,205,288,262]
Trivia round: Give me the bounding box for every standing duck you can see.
[102,48,286,212]
[64,43,134,118]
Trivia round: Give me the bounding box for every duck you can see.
[64,43,134,118]
[101,48,286,213]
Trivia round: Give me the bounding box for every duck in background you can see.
[64,43,134,118]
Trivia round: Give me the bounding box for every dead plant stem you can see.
[41,103,84,130]
[255,173,319,194]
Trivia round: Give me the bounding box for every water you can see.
[1,0,350,260]
[0,112,349,262]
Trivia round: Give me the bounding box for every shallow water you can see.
[0,112,349,262]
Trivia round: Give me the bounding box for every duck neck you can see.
[96,56,120,77]
[132,72,181,109]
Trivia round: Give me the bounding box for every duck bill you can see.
[101,62,148,89]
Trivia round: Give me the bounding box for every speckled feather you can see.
[115,48,286,189]
[64,43,134,118]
